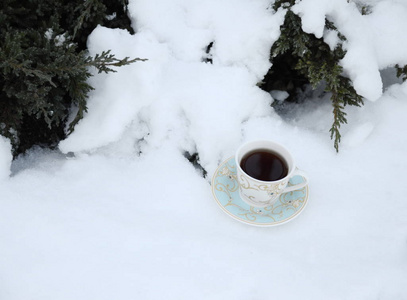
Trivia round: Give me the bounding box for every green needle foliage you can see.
[262,0,364,152]
[396,64,407,82]
[0,0,145,156]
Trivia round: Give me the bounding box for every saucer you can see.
[211,156,309,227]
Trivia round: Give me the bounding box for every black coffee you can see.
[240,150,288,181]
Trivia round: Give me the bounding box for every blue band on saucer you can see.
[211,156,309,227]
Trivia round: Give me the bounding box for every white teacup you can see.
[235,140,308,207]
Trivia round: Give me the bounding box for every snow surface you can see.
[0,136,12,180]
[1,0,407,299]
[293,0,407,101]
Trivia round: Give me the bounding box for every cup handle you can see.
[282,168,309,194]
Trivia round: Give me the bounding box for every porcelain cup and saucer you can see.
[212,140,309,226]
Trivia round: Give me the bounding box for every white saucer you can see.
[211,156,309,227]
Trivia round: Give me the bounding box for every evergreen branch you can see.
[329,93,347,152]
[396,64,407,82]
[73,0,102,40]
[86,50,147,74]
[1,0,143,156]
[265,2,365,152]
[2,60,57,87]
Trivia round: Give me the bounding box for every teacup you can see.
[235,140,308,207]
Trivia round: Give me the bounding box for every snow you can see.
[293,0,407,101]
[1,0,407,299]
[0,136,12,180]
[270,90,289,101]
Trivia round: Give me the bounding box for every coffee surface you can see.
[240,150,288,181]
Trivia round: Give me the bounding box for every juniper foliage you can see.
[396,64,407,82]
[262,0,364,152]
[0,0,145,156]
